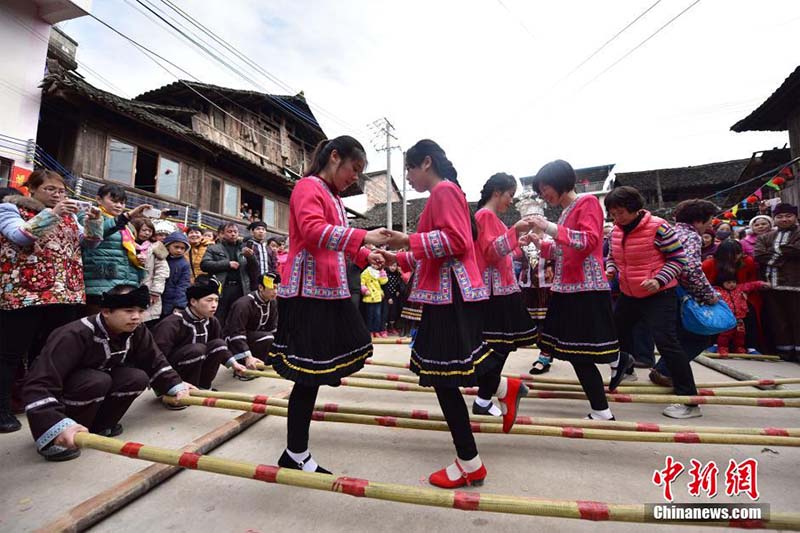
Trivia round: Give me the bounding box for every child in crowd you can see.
[713,271,769,355]
[186,225,213,282]
[383,263,405,336]
[202,228,217,243]
[132,218,169,324]
[361,264,388,337]
[153,219,177,242]
[161,231,191,317]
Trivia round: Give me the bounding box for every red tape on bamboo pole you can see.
[358,360,800,389]
[242,370,800,407]
[189,390,800,438]
[175,396,800,447]
[72,433,800,530]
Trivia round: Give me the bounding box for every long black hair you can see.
[304,135,366,177]
[406,139,477,239]
[713,239,743,271]
[477,172,517,209]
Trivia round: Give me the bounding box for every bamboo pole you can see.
[36,388,291,533]
[260,368,799,398]
[361,359,800,389]
[694,355,778,391]
[701,352,781,361]
[190,390,800,438]
[240,369,800,407]
[175,396,800,447]
[73,433,800,530]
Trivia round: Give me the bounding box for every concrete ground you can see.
[1,345,799,533]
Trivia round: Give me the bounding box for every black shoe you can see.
[0,412,22,433]
[608,352,634,392]
[278,450,332,474]
[39,443,81,462]
[471,401,500,416]
[95,423,123,438]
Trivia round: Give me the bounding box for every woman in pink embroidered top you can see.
[268,135,388,474]
[472,172,537,424]
[527,160,620,421]
[380,140,528,489]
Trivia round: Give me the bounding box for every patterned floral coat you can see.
[0,195,103,310]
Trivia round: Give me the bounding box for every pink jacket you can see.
[539,195,608,293]
[278,176,370,300]
[474,208,520,296]
[610,212,677,298]
[397,181,488,304]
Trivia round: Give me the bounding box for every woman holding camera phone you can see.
[0,170,107,433]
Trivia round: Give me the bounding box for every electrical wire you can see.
[582,0,703,88]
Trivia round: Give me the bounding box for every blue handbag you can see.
[675,286,736,336]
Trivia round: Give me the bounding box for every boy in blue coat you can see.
[161,231,191,317]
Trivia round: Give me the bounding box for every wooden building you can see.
[732,65,800,205]
[37,45,332,233]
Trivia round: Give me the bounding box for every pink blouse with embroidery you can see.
[278,176,371,300]
[539,195,609,294]
[396,181,488,305]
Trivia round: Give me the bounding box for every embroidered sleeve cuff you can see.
[36,418,76,451]
[166,383,188,396]
[413,230,451,259]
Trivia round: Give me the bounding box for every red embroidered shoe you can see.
[499,378,528,433]
[429,460,487,488]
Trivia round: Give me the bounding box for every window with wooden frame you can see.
[211,107,225,130]
[156,155,181,198]
[223,182,240,218]
[204,175,222,214]
[106,138,136,184]
[262,197,276,227]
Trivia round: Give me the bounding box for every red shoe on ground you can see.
[733,346,747,354]
[429,461,487,488]
[717,346,730,356]
[379,331,388,338]
[498,378,528,433]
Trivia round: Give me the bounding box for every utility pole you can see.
[402,150,407,234]
[368,118,400,230]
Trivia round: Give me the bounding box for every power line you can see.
[130,0,322,129]
[559,0,663,84]
[158,0,362,134]
[87,10,292,154]
[582,0,703,88]
[494,0,536,41]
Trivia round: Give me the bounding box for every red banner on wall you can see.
[10,166,31,195]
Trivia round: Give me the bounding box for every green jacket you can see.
[82,214,145,296]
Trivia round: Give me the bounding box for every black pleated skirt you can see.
[539,291,619,364]
[523,286,551,321]
[410,283,492,388]
[483,292,538,358]
[268,296,371,386]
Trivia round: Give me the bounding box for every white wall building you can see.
[0,0,90,186]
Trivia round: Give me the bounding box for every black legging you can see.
[287,383,319,453]
[476,369,502,401]
[570,361,608,411]
[435,386,478,461]
[287,384,479,461]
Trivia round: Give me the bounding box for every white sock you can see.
[444,454,482,481]
[475,397,492,407]
[588,408,614,420]
[495,377,508,400]
[286,449,319,472]
[475,397,502,416]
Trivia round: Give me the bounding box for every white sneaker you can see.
[621,372,638,382]
[662,404,702,419]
